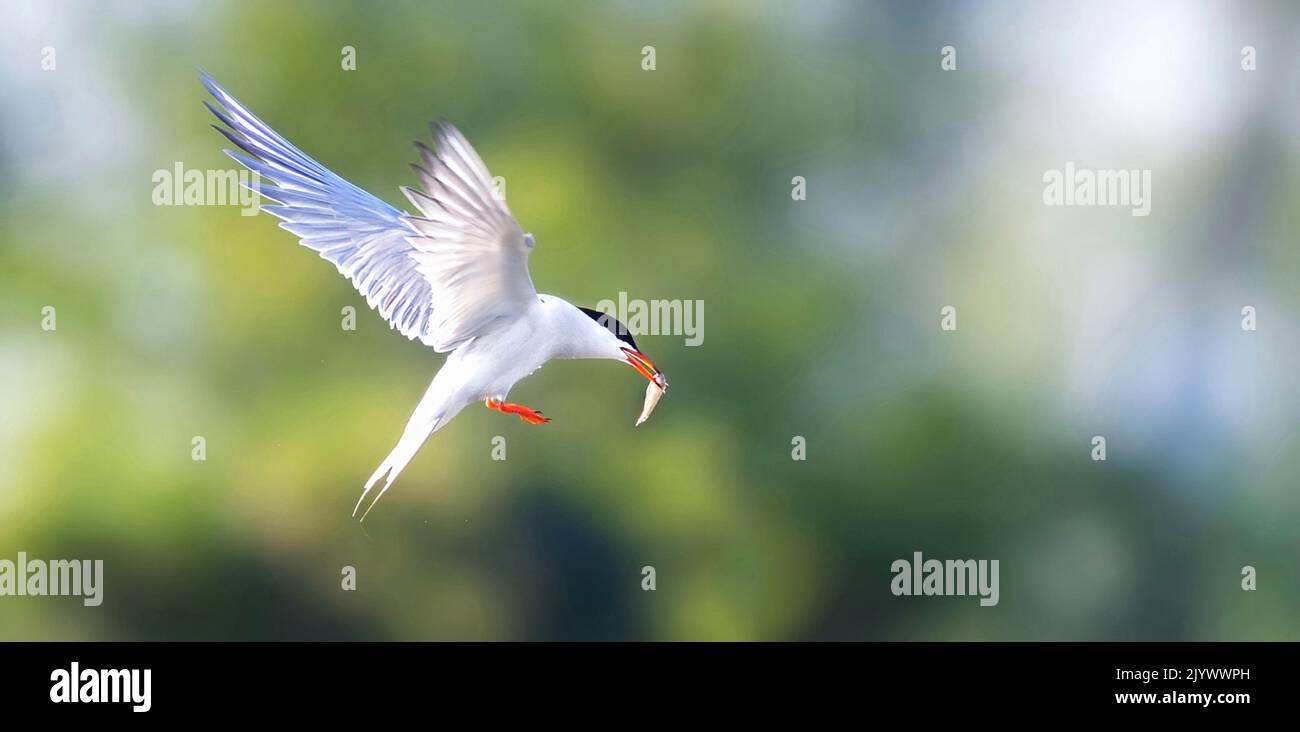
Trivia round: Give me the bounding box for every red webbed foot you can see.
[485,398,551,424]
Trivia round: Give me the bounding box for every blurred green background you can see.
[1,0,1298,640]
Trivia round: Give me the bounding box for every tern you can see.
[201,74,667,520]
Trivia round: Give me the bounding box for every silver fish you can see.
[636,376,667,426]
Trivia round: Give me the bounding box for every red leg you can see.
[485,398,551,424]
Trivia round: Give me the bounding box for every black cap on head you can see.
[579,307,638,351]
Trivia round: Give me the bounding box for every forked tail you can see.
[353,374,464,521]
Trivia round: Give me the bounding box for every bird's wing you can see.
[400,121,537,351]
[202,74,536,352]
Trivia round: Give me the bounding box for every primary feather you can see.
[201,72,535,352]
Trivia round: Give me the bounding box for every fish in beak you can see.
[621,347,667,425]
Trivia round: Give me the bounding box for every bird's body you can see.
[362,294,613,512]
[201,74,666,519]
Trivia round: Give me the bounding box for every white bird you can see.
[202,74,667,520]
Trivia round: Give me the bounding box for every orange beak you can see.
[622,347,666,389]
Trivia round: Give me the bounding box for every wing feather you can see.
[400,121,537,350]
[201,73,536,352]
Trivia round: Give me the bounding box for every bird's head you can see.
[577,306,667,390]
